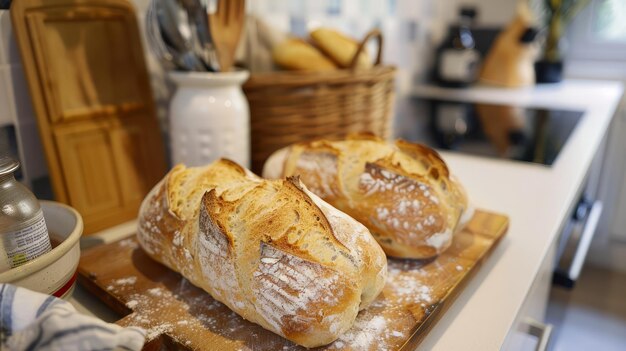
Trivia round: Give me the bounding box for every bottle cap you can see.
[0,156,20,177]
[460,7,477,19]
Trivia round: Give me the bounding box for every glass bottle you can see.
[434,7,481,87]
[0,157,52,272]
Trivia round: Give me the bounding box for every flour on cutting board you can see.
[114,279,269,346]
[106,276,137,291]
[113,276,137,285]
[114,259,463,351]
[99,233,480,351]
[118,238,139,249]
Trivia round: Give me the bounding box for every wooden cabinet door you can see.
[11,0,167,233]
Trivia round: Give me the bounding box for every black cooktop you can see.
[396,98,585,166]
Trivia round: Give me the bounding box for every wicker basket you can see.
[243,29,396,172]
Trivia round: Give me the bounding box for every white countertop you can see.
[412,80,624,350]
[70,80,624,350]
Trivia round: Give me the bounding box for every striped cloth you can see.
[0,284,145,351]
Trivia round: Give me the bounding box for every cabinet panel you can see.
[54,123,121,217]
[25,7,148,123]
[109,117,164,206]
[502,241,556,350]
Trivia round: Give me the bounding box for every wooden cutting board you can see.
[11,0,167,234]
[78,210,508,350]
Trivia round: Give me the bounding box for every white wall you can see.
[435,0,518,26]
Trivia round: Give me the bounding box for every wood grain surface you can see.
[10,0,167,234]
[78,210,508,350]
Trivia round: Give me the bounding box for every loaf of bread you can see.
[310,28,372,69]
[263,134,474,259]
[137,159,387,347]
[272,38,338,71]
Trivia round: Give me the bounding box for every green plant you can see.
[541,0,591,61]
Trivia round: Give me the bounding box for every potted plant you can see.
[535,0,591,83]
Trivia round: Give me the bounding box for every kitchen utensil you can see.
[179,0,220,71]
[145,0,181,70]
[79,210,508,350]
[152,0,207,71]
[168,70,250,167]
[11,0,167,233]
[209,0,245,71]
[0,201,83,299]
[146,0,219,71]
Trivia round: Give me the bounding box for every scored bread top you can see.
[137,159,387,347]
[268,134,471,259]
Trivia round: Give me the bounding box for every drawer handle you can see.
[525,318,553,351]
[554,200,603,287]
[568,200,602,281]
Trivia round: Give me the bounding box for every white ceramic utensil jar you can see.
[168,70,250,168]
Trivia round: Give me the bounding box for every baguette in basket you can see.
[272,28,373,71]
[263,134,474,259]
[245,29,395,172]
[137,159,387,347]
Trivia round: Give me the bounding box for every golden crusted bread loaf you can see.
[137,159,387,347]
[263,135,473,259]
[310,28,372,69]
[272,38,338,71]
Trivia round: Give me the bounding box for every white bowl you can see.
[0,201,83,299]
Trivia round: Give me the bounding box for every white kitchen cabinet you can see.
[604,106,626,241]
[502,239,556,351]
[588,97,626,271]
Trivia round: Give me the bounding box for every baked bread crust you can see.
[272,38,338,71]
[263,134,473,259]
[310,28,372,69]
[137,159,387,347]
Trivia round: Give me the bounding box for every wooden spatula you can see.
[208,0,245,72]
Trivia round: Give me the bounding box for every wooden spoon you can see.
[208,0,245,72]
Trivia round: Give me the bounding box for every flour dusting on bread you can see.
[264,134,472,259]
[252,243,348,336]
[137,159,387,348]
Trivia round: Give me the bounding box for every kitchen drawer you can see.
[502,240,557,350]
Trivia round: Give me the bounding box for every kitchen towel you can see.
[0,283,145,351]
